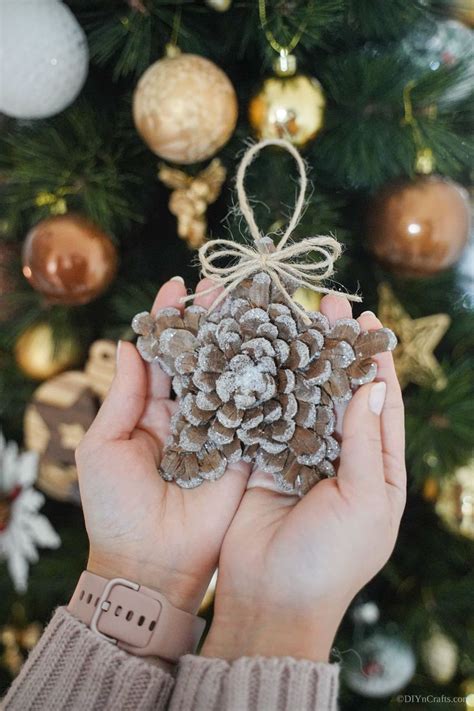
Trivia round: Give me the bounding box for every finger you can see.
[88,341,146,441]
[338,380,386,496]
[194,278,223,310]
[246,469,293,494]
[357,311,406,496]
[148,277,187,400]
[319,294,353,432]
[319,294,352,325]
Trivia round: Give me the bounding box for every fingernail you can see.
[247,470,285,493]
[116,340,122,367]
[368,381,386,416]
[360,310,376,318]
[170,276,185,284]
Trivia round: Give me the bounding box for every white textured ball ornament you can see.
[133,53,238,164]
[0,0,88,120]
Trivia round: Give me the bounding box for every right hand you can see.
[202,297,406,661]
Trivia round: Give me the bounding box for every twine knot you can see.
[182,138,361,323]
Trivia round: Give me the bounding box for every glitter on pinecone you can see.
[132,271,396,496]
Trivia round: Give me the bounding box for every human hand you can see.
[202,295,406,661]
[75,278,250,614]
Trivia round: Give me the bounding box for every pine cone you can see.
[132,272,397,495]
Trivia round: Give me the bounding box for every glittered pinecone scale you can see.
[132,272,396,496]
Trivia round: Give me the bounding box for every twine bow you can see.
[183,138,361,324]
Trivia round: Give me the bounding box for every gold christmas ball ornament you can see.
[461,679,474,710]
[450,0,474,27]
[198,571,217,615]
[249,74,326,147]
[422,626,459,684]
[15,322,82,381]
[293,287,321,312]
[367,175,471,277]
[435,461,474,540]
[22,214,118,305]
[205,0,232,11]
[133,53,238,164]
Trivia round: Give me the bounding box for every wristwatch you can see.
[68,571,206,663]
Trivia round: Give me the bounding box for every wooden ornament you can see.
[84,339,117,400]
[23,340,116,503]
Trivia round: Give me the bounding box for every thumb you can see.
[88,341,147,441]
[338,381,386,495]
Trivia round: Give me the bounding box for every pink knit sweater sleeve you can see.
[3,607,339,711]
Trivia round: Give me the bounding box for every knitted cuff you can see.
[172,654,340,711]
[3,607,174,711]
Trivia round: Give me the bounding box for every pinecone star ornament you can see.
[132,271,396,496]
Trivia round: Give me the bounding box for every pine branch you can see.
[405,362,474,484]
[345,0,429,41]
[0,100,147,237]
[76,0,204,80]
[314,55,473,188]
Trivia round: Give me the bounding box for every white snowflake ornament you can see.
[0,432,60,593]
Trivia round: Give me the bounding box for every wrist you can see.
[87,551,204,615]
[202,599,345,662]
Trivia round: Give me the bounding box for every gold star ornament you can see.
[377,283,450,390]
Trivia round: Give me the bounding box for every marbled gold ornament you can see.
[133,53,238,164]
[249,74,326,147]
[367,175,470,277]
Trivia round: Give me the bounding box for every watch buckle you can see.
[90,577,140,644]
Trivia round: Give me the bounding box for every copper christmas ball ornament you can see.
[15,322,82,381]
[367,175,470,277]
[249,74,326,147]
[22,214,118,305]
[132,53,238,164]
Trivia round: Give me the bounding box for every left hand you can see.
[75,278,250,614]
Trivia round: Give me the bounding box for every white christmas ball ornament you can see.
[0,0,89,120]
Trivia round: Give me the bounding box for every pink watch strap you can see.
[68,571,205,662]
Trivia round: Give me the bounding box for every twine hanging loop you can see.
[182,138,361,323]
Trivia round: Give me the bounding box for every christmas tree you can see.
[0,0,473,706]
